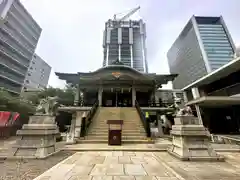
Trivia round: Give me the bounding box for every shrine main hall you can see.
[55,61,177,107]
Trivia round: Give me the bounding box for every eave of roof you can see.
[186,96,240,106]
[55,68,178,85]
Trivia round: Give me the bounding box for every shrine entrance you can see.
[102,88,132,107]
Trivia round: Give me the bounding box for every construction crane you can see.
[113,6,140,21]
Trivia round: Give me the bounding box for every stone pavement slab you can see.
[63,143,164,152]
[33,151,240,180]
[124,164,147,175]
[154,152,240,180]
[33,151,182,180]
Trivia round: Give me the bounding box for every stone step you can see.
[93,122,143,124]
[94,120,142,123]
[89,129,146,133]
[93,121,142,124]
[91,126,144,129]
[76,139,154,144]
[93,118,142,124]
[90,125,145,128]
[85,136,146,140]
[94,123,143,126]
[87,134,146,137]
[90,128,145,131]
[87,132,146,136]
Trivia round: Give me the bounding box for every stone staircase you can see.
[78,107,153,144]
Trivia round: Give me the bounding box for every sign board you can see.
[0,0,15,21]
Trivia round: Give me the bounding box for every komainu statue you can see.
[177,106,193,116]
[36,96,59,116]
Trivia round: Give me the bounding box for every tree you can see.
[25,85,76,106]
[0,88,36,125]
[0,88,35,112]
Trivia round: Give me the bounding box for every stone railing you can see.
[80,100,99,137]
[135,100,151,137]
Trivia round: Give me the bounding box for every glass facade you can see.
[168,16,235,89]
[167,20,208,89]
[198,23,234,71]
[103,20,148,73]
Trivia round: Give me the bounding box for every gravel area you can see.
[0,151,74,180]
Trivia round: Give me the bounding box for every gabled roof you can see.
[55,65,178,86]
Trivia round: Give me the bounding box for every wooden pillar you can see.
[132,86,136,106]
[98,87,103,106]
[74,84,80,106]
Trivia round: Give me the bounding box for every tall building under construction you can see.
[102,7,148,73]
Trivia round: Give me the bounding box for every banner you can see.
[0,0,15,21]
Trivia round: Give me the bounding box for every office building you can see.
[102,19,148,73]
[23,54,51,90]
[168,16,236,89]
[0,0,42,94]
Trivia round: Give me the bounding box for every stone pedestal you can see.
[167,115,224,161]
[9,115,59,159]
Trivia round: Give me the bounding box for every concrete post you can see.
[157,113,164,137]
[132,86,136,107]
[183,91,188,103]
[74,111,83,138]
[98,87,103,106]
[191,87,200,99]
[191,87,203,125]
[66,113,76,144]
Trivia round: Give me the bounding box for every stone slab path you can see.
[34,151,182,180]
[155,152,240,180]
[34,151,240,180]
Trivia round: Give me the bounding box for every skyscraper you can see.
[102,19,148,73]
[168,16,236,89]
[0,0,42,94]
[23,54,51,90]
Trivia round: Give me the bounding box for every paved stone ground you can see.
[0,151,74,180]
[154,152,240,180]
[34,151,181,180]
[1,137,240,180]
[33,151,240,180]
[0,150,240,180]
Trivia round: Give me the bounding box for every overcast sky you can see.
[20,0,240,89]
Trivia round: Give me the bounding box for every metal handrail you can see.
[80,100,99,137]
[135,100,150,137]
